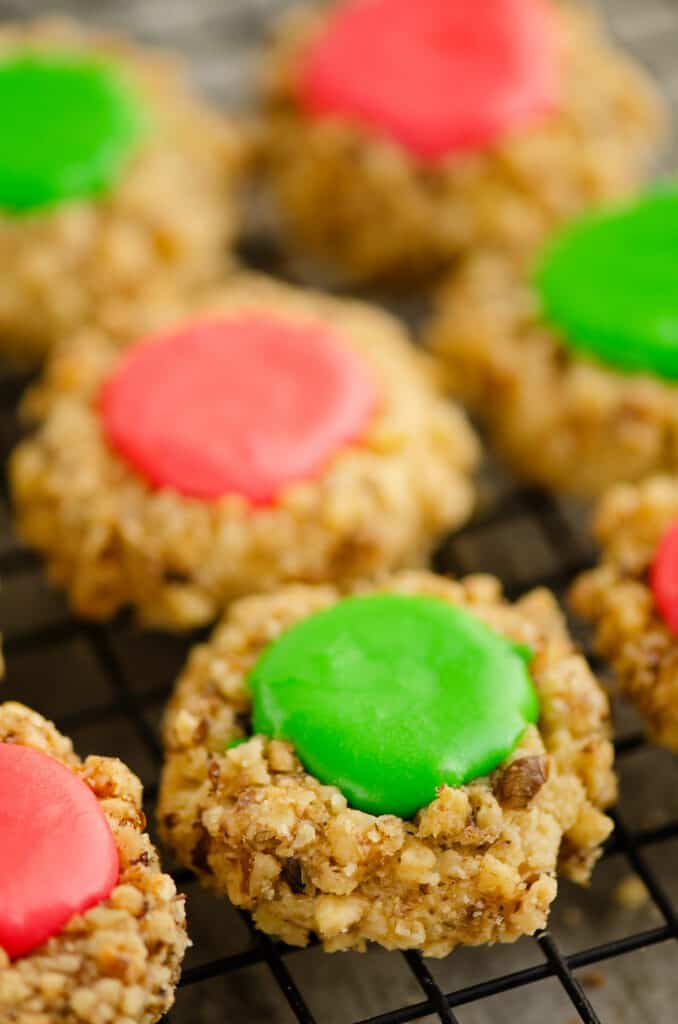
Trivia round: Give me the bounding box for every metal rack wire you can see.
[0,0,677,1021]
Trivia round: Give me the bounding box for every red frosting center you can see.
[0,745,119,960]
[99,313,377,504]
[651,519,678,635]
[297,0,559,161]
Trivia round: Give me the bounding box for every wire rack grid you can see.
[0,0,677,1022]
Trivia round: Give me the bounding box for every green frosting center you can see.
[248,594,539,818]
[0,52,143,213]
[535,187,678,380]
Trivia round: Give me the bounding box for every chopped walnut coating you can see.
[571,476,678,750]
[159,571,615,956]
[0,702,188,1024]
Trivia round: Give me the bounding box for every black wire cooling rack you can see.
[1,0,678,1021]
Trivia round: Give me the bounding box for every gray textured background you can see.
[0,1,677,1022]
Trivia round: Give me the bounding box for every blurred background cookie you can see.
[428,186,678,495]
[254,0,665,286]
[571,476,678,751]
[0,17,243,363]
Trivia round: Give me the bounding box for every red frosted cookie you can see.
[100,313,377,504]
[571,478,678,754]
[651,519,678,635]
[11,277,479,629]
[260,0,665,283]
[0,744,118,960]
[0,702,187,1022]
[297,0,558,161]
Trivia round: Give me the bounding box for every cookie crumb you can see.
[580,969,606,989]
[614,874,649,911]
[562,906,584,928]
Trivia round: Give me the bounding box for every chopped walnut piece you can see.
[496,756,548,809]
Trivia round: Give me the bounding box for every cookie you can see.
[428,187,678,496]
[10,275,479,630]
[0,701,187,1023]
[158,570,615,956]
[256,0,664,285]
[0,17,242,363]
[571,476,678,751]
